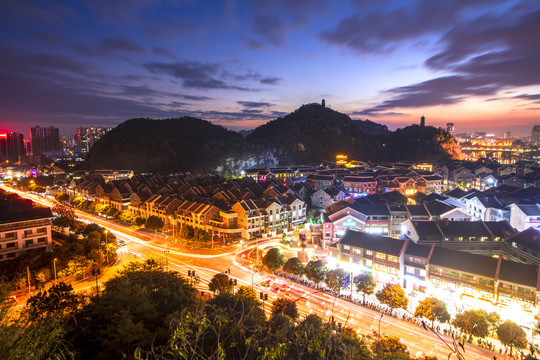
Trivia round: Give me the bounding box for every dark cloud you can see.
[242,109,263,114]
[251,16,288,47]
[260,76,282,85]
[152,47,177,59]
[100,38,146,54]
[144,60,266,91]
[514,94,540,101]
[237,101,274,108]
[353,2,540,114]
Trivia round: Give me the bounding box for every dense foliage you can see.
[84,117,247,173]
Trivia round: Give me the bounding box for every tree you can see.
[497,320,527,355]
[375,283,408,312]
[262,247,285,273]
[452,309,490,339]
[283,257,304,277]
[145,215,163,231]
[325,268,348,293]
[55,193,69,202]
[72,266,198,360]
[180,225,195,242]
[414,297,450,327]
[237,285,258,301]
[480,310,500,333]
[134,216,145,227]
[354,272,376,304]
[304,260,328,286]
[371,335,409,359]
[26,282,81,321]
[208,273,233,294]
[271,297,299,319]
[118,210,132,223]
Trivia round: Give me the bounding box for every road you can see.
[2,185,500,359]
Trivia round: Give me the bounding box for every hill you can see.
[351,119,389,135]
[82,105,461,173]
[84,117,246,173]
[247,103,377,164]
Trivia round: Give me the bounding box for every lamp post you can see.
[53,258,57,284]
[105,229,109,266]
[164,250,169,272]
[169,216,175,242]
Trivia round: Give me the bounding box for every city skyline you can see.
[1,0,540,136]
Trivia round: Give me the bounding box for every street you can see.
[3,185,502,359]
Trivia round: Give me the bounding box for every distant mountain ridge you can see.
[83,103,460,174]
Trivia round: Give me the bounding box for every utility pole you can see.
[105,229,109,266]
[164,250,169,272]
[27,266,31,294]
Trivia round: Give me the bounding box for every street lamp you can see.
[105,229,109,266]
[53,258,57,284]
[169,216,175,241]
[164,250,170,272]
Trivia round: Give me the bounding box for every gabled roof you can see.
[339,230,406,256]
[404,242,431,258]
[425,200,456,217]
[429,246,498,278]
[444,188,468,199]
[507,227,540,252]
[498,260,538,288]
[348,203,390,216]
[513,204,540,216]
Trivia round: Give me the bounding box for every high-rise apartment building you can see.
[0,132,26,163]
[532,125,540,146]
[30,126,62,157]
[75,126,112,155]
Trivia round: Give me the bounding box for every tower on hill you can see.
[420,115,425,128]
[322,99,326,108]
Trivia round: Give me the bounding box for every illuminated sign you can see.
[405,189,417,196]
[343,218,357,228]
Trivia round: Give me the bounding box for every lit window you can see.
[366,250,373,256]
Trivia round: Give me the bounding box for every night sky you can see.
[1,0,540,137]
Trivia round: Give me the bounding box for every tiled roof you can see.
[429,246,498,278]
[340,230,406,256]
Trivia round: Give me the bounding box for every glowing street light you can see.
[53,258,58,284]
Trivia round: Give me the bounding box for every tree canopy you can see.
[271,297,299,320]
[72,266,198,360]
[452,309,490,338]
[414,297,450,327]
[325,268,348,293]
[208,273,233,294]
[283,257,304,277]
[375,283,408,311]
[354,273,376,303]
[304,260,328,285]
[497,320,527,353]
[262,248,285,273]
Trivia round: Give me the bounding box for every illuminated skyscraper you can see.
[0,132,26,163]
[532,125,540,146]
[30,126,62,157]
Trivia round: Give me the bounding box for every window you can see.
[25,240,33,247]
[388,255,399,263]
[343,245,350,251]
[24,230,32,237]
[352,248,361,255]
[6,242,16,248]
[375,252,386,260]
[5,232,16,239]
[366,250,373,256]
[37,237,47,243]
[364,259,372,267]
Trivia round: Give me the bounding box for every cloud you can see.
[353,1,540,114]
[260,76,282,85]
[100,38,146,54]
[237,101,274,108]
[152,47,177,59]
[242,109,263,114]
[251,16,288,47]
[144,60,276,91]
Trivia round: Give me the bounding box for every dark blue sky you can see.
[1,0,540,136]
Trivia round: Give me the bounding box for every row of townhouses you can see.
[328,230,540,312]
[67,173,308,240]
